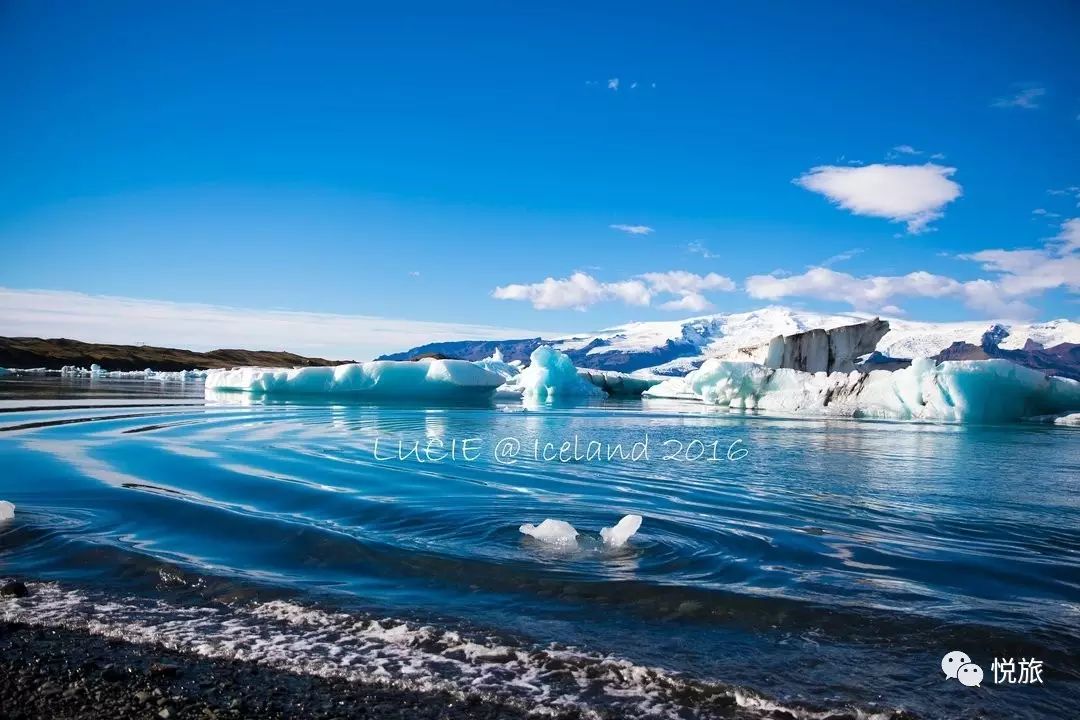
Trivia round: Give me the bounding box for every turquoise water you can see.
[1,376,1078,719]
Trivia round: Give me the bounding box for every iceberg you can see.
[472,347,521,380]
[519,519,579,545]
[577,369,664,397]
[600,514,643,548]
[204,359,506,399]
[644,358,1080,423]
[0,501,13,521]
[514,346,604,402]
[1024,412,1080,427]
[2,366,206,381]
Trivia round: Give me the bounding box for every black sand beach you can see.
[0,611,561,720]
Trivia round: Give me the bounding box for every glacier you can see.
[383,306,1079,378]
[204,359,506,399]
[644,358,1080,423]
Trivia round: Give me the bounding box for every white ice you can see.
[519,519,579,545]
[0,366,206,380]
[0,501,14,521]
[513,346,604,402]
[204,359,505,399]
[471,347,520,380]
[599,514,643,547]
[644,358,1080,423]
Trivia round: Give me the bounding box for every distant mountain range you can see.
[380,306,1080,378]
[3,307,1076,380]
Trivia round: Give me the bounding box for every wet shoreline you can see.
[0,619,562,720]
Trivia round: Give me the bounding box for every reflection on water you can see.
[1,376,1078,719]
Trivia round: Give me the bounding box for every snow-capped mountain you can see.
[380,306,1080,376]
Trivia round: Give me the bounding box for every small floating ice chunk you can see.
[600,514,642,547]
[519,519,579,545]
[0,501,14,521]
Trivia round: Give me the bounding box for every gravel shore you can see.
[0,620,568,720]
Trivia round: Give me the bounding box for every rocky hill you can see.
[0,337,352,372]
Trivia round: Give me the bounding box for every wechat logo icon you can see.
[942,651,983,687]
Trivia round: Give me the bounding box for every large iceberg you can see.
[644,358,1080,423]
[204,359,506,399]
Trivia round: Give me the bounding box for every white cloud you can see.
[492,272,640,311]
[493,270,735,311]
[607,78,620,91]
[0,288,551,361]
[1057,218,1080,251]
[659,293,712,312]
[609,223,654,235]
[638,270,735,295]
[795,163,962,234]
[746,218,1080,319]
[686,241,718,259]
[992,86,1046,109]
[408,271,421,277]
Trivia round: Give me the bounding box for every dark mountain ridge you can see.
[0,337,352,372]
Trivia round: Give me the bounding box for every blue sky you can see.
[1,1,1078,356]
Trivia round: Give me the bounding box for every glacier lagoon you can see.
[1,373,1078,720]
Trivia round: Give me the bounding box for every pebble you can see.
[0,581,28,598]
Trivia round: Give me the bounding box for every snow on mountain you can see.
[549,307,1079,376]
[382,306,1079,377]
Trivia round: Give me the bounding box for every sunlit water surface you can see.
[1,376,1078,719]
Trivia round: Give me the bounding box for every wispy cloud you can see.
[607,78,620,91]
[0,288,548,361]
[992,85,1046,109]
[816,248,863,268]
[609,224,654,235]
[686,241,719,259]
[493,270,734,311]
[795,163,962,234]
[886,145,945,161]
[1048,186,1080,206]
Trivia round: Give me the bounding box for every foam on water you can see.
[0,580,897,720]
